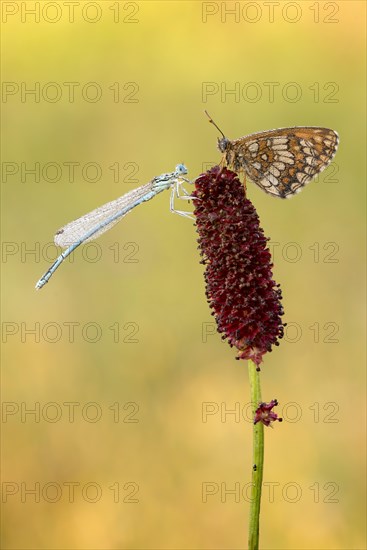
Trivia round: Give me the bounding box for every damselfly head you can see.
[175,164,188,176]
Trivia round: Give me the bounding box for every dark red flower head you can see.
[192,166,285,368]
[254,399,283,427]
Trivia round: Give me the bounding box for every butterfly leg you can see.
[241,171,248,195]
[219,156,226,169]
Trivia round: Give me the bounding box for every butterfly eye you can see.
[218,137,230,153]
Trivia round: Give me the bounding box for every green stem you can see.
[248,361,264,550]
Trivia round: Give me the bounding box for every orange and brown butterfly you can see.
[205,111,339,199]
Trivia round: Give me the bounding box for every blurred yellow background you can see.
[2,1,365,548]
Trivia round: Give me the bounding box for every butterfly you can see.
[205,112,339,198]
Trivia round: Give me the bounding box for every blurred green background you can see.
[1,1,365,548]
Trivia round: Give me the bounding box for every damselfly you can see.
[35,164,190,289]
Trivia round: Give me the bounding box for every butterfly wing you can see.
[231,127,339,198]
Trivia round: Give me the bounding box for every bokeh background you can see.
[1,1,366,548]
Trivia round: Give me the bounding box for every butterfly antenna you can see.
[204,110,226,138]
